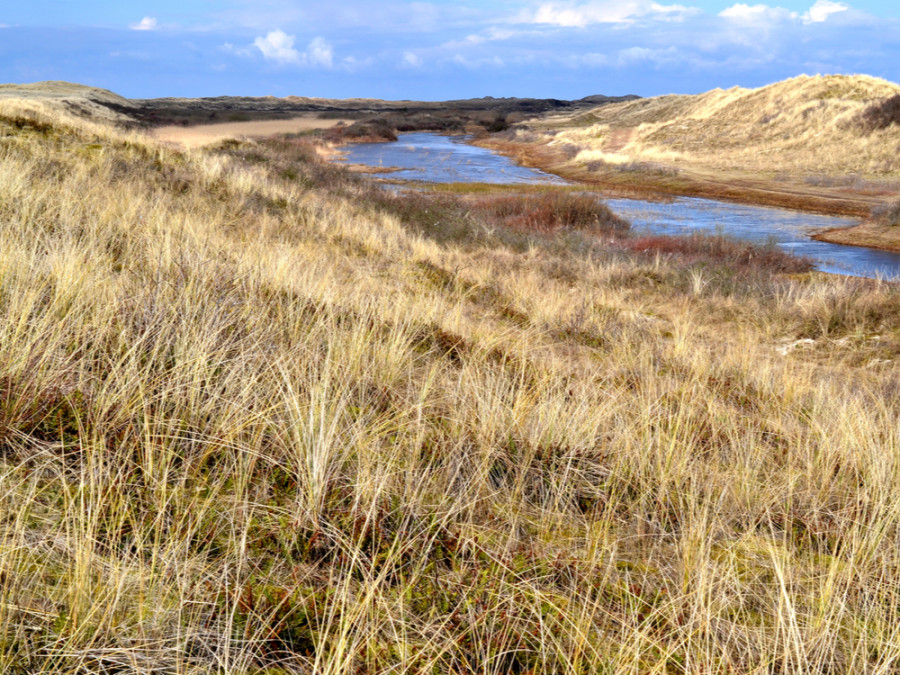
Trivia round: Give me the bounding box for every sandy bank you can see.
[151,116,352,148]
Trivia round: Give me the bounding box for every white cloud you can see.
[402,51,423,67]
[649,2,701,21]
[441,33,489,50]
[718,0,848,26]
[522,1,698,27]
[718,4,797,23]
[251,30,333,67]
[341,55,374,72]
[618,46,656,63]
[306,36,333,67]
[254,29,302,64]
[221,42,253,57]
[617,45,681,66]
[448,54,506,69]
[130,17,158,31]
[803,0,849,23]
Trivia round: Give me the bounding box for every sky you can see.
[1,1,898,100]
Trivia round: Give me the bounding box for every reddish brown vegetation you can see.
[621,233,813,273]
[472,192,629,234]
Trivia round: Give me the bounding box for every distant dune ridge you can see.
[0,79,638,127]
[4,74,898,178]
[0,80,137,123]
[540,74,900,176]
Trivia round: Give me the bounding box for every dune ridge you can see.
[541,74,900,175]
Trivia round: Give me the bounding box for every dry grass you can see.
[0,81,137,124]
[819,199,900,250]
[535,74,900,177]
[2,98,900,674]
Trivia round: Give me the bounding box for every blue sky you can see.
[1,1,898,99]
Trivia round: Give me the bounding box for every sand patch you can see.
[151,116,352,148]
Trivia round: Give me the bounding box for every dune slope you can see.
[2,96,900,674]
[547,74,900,175]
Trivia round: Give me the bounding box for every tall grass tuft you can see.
[1,99,899,674]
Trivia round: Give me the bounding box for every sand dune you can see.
[540,74,900,176]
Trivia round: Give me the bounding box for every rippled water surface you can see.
[341,132,567,185]
[608,198,900,279]
[342,133,900,279]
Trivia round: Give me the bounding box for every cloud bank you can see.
[0,0,895,98]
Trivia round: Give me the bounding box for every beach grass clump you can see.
[1,100,899,674]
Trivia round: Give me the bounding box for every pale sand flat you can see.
[151,116,353,148]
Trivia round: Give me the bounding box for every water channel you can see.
[340,132,900,280]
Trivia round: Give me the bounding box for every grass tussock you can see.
[2,99,900,674]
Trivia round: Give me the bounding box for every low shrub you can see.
[473,192,629,234]
[856,93,900,132]
[387,113,464,133]
[873,200,900,227]
[622,232,813,273]
[360,188,479,244]
[484,114,510,133]
[586,159,680,176]
[804,174,900,193]
[328,119,398,143]
[212,136,363,194]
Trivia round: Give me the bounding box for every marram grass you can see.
[2,100,900,674]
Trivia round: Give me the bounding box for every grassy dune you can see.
[479,75,900,245]
[545,74,900,176]
[3,98,900,674]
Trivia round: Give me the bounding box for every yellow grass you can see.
[0,80,137,124]
[2,97,900,674]
[536,74,900,176]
